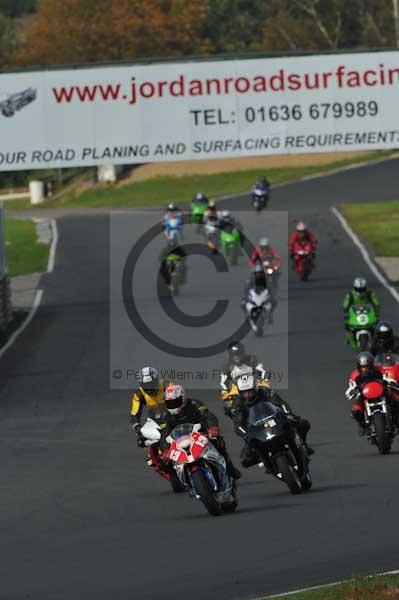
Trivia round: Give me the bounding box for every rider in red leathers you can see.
[288,222,317,257]
[249,237,281,270]
[345,352,399,435]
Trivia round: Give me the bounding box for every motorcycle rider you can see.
[249,237,281,271]
[218,210,245,245]
[230,369,313,468]
[343,278,380,330]
[288,222,317,258]
[203,199,218,224]
[130,367,166,451]
[162,203,183,239]
[370,321,399,355]
[345,351,399,434]
[159,240,187,288]
[159,383,241,480]
[251,176,270,207]
[241,263,276,323]
[220,340,267,415]
[192,192,208,206]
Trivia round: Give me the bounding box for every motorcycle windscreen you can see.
[247,401,287,440]
[169,423,196,441]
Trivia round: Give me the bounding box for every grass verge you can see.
[341,201,399,256]
[263,574,399,599]
[3,150,396,211]
[5,217,49,276]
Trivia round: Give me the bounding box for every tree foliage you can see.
[16,0,208,66]
[0,0,397,69]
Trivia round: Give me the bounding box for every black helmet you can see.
[138,366,160,396]
[228,340,245,365]
[375,321,393,342]
[356,352,374,373]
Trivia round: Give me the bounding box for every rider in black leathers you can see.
[370,321,399,355]
[230,374,313,468]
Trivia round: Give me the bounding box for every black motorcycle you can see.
[240,401,312,494]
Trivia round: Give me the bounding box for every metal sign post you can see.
[0,202,6,277]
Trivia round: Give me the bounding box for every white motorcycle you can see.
[245,287,272,336]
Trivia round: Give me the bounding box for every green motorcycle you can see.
[189,199,208,233]
[165,253,185,295]
[220,226,241,266]
[346,303,377,350]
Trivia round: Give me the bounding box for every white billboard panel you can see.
[1,51,399,169]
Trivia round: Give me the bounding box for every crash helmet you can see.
[356,351,374,374]
[236,369,257,403]
[221,210,231,220]
[296,221,307,232]
[208,199,216,209]
[165,383,186,415]
[353,277,367,294]
[167,203,177,212]
[193,192,208,204]
[375,321,394,343]
[259,237,270,249]
[138,367,160,396]
[228,340,245,365]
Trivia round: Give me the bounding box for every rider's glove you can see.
[207,426,220,440]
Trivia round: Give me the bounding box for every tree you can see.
[0,0,36,18]
[17,0,208,67]
[0,13,18,67]
[262,0,397,51]
[204,0,269,53]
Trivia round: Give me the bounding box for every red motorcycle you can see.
[374,352,399,384]
[355,380,397,454]
[292,240,314,281]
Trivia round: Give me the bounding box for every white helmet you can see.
[138,367,159,395]
[259,237,269,248]
[222,210,231,219]
[353,277,367,293]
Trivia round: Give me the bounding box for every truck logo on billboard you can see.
[0,87,36,117]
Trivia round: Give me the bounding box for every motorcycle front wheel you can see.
[373,412,391,455]
[275,454,303,495]
[191,470,222,516]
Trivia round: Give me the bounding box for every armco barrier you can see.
[0,274,12,333]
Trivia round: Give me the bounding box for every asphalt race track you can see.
[1,157,399,600]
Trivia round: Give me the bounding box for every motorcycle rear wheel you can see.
[275,454,303,494]
[373,412,391,455]
[191,470,222,516]
[358,332,370,351]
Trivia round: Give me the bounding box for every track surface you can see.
[1,158,399,600]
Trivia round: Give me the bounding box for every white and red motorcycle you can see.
[165,423,238,516]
